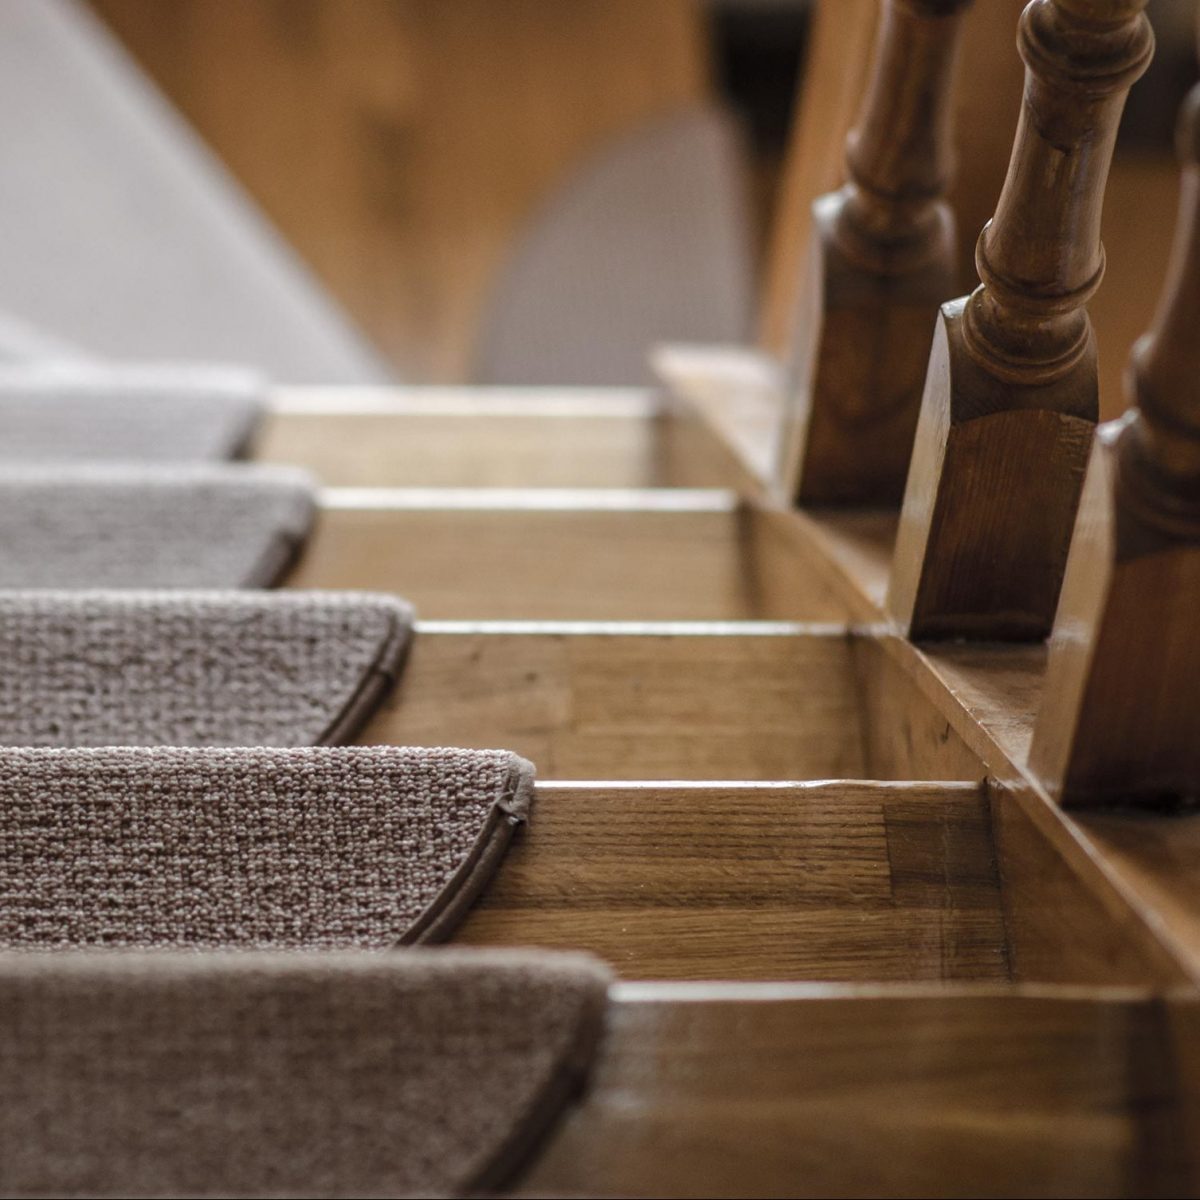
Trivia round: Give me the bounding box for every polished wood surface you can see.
[887,0,1154,640]
[285,492,846,620]
[517,986,1185,1198]
[458,782,1005,982]
[1031,80,1200,807]
[851,634,985,780]
[772,506,1200,987]
[259,448,1200,987]
[243,379,1200,1187]
[255,389,756,490]
[361,625,869,781]
[780,0,969,505]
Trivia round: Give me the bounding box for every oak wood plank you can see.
[457,781,1007,984]
[275,470,1200,983]
[362,624,868,780]
[743,504,1200,986]
[285,492,847,620]
[851,637,986,782]
[516,986,1184,1198]
[256,389,757,489]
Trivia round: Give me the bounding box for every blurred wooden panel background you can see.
[90,0,1186,418]
[90,0,710,382]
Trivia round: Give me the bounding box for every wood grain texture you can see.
[1029,431,1200,804]
[1072,807,1200,986]
[1031,83,1200,806]
[887,0,1153,640]
[797,507,897,610]
[284,495,847,621]
[779,0,969,505]
[255,390,756,490]
[989,780,1193,986]
[516,987,1186,1198]
[851,636,986,782]
[651,344,788,487]
[752,507,1200,984]
[360,626,867,781]
[895,636,1198,985]
[457,782,1006,983]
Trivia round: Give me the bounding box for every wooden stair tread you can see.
[455,781,1007,984]
[517,984,1185,1199]
[33,2,1200,1194]
[768,510,1200,985]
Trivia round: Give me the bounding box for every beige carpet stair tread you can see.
[0,463,315,588]
[0,948,609,1198]
[0,591,412,747]
[0,362,265,461]
[0,745,533,949]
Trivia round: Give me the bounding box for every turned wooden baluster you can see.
[778,0,972,505]
[886,0,1153,640]
[1030,79,1200,807]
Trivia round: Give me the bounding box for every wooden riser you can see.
[457,782,1007,984]
[516,985,1186,1198]
[287,492,846,620]
[364,623,984,782]
[368,624,865,780]
[255,390,756,490]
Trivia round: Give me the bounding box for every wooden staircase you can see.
[163,0,1200,1194]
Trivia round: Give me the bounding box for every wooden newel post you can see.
[886,0,1153,640]
[1030,80,1200,807]
[778,0,971,506]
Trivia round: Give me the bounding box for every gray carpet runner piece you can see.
[0,948,609,1198]
[0,745,534,949]
[0,591,412,748]
[0,362,266,461]
[0,463,315,588]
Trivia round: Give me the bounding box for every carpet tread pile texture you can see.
[0,330,598,1196]
[0,463,315,588]
[0,362,265,462]
[0,745,534,950]
[0,590,412,748]
[0,948,610,1197]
